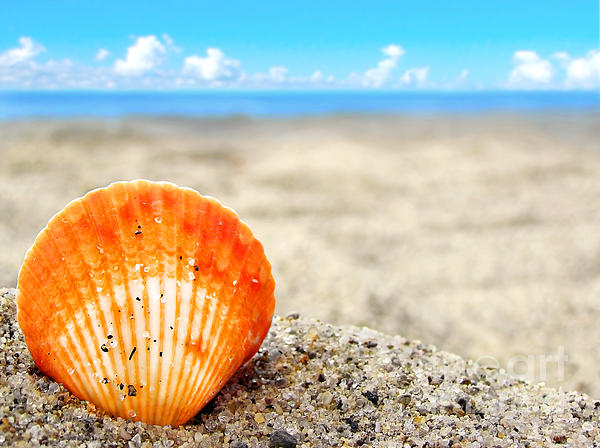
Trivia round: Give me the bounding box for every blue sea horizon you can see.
[0,90,599,119]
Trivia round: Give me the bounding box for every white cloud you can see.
[0,57,112,89]
[400,66,429,87]
[248,66,289,86]
[268,66,287,82]
[306,70,335,86]
[458,69,469,80]
[509,50,553,86]
[363,44,405,87]
[565,50,600,89]
[0,37,44,66]
[183,48,241,82]
[382,44,404,58]
[114,35,166,76]
[310,70,323,82]
[95,48,110,61]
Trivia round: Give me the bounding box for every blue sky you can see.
[1,0,599,90]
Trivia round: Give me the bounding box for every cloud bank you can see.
[2,35,600,90]
[507,49,600,89]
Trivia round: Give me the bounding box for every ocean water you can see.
[0,91,599,119]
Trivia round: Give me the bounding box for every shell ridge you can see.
[147,186,167,424]
[151,273,165,423]
[170,185,188,422]
[156,185,178,423]
[17,249,91,394]
[210,216,247,369]
[154,184,183,424]
[151,181,174,419]
[82,193,133,413]
[164,189,201,424]
[38,226,96,400]
[191,308,239,420]
[181,194,209,403]
[182,211,270,423]
[142,184,166,422]
[184,205,236,423]
[17,254,87,400]
[41,219,114,411]
[176,193,228,424]
[181,205,230,423]
[228,238,258,358]
[199,274,250,413]
[134,182,155,421]
[165,186,197,424]
[15,264,49,326]
[172,199,215,424]
[126,181,152,420]
[186,281,250,424]
[62,203,129,416]
[16,237,61,346]
[170,199,225,425]
[250,277,276,360]
[229,240,273,362]
[187,306,228,423]
[102,185,141,420]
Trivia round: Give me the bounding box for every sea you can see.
[0,91,599,119]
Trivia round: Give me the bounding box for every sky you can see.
[0,0,599,90]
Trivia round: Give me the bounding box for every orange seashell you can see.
[16,180,275,426]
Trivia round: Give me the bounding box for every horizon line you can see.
[1,89,599,95]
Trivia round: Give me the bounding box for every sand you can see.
[2,288,600,447]
[1,113,600,400]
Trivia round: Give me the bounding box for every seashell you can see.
[16,180,275,426]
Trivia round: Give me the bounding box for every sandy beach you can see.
[1,113,600,399]
[2,288,599,447]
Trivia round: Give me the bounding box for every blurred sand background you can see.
[1,114,600,396]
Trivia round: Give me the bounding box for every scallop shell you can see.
[16,180,275,426]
